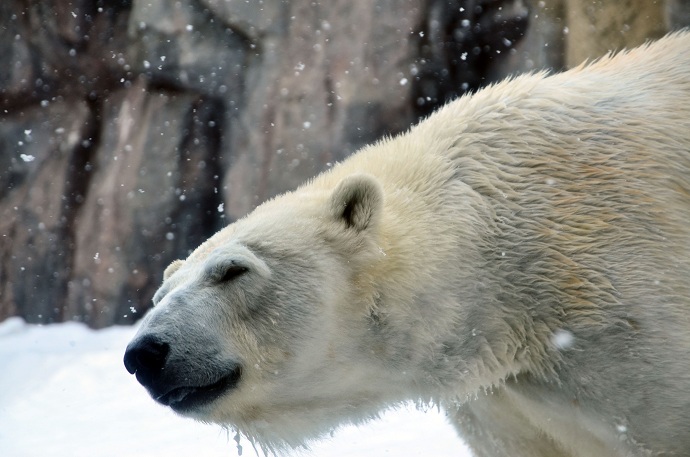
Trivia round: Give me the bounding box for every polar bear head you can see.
[124,174,407,449]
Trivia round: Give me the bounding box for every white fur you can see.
[133,32,690,456]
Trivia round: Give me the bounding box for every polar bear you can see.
[124,32,690,456]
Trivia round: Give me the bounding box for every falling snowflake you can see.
[551,329,575,350]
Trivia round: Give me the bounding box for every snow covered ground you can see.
[0,317,471,457]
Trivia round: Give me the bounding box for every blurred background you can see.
[2,0,689,329]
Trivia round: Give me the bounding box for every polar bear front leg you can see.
[448,389,571,457]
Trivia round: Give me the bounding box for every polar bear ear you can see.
[329,174,383,232]
[163,259,184,280]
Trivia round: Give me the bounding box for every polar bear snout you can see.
[124,334,170,383]
[124,332,242,413]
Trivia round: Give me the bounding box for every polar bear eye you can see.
[218,264,249,283]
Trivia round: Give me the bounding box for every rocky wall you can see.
[0,0,684,327]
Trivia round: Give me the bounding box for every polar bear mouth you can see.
[157,366,242,412]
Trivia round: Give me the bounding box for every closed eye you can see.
[219,264,249,283]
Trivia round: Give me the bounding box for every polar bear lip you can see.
[158,365,242,412]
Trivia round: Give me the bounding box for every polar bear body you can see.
[125,32,690,456]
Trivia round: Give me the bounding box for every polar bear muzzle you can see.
[124,333,242,413]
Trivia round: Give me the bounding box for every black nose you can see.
[123,334,170,383]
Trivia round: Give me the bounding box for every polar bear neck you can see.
[297,40,688,402]
[313,73,649,401]
[306,132,556,401]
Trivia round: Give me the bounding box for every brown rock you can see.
[564,0,666,67]
[3,0,683,327]
[65,79,225,327]
[0,100,92,323]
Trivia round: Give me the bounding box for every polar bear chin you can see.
[199,392,409,451]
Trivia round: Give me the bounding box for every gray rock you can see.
[7,0,672,327]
